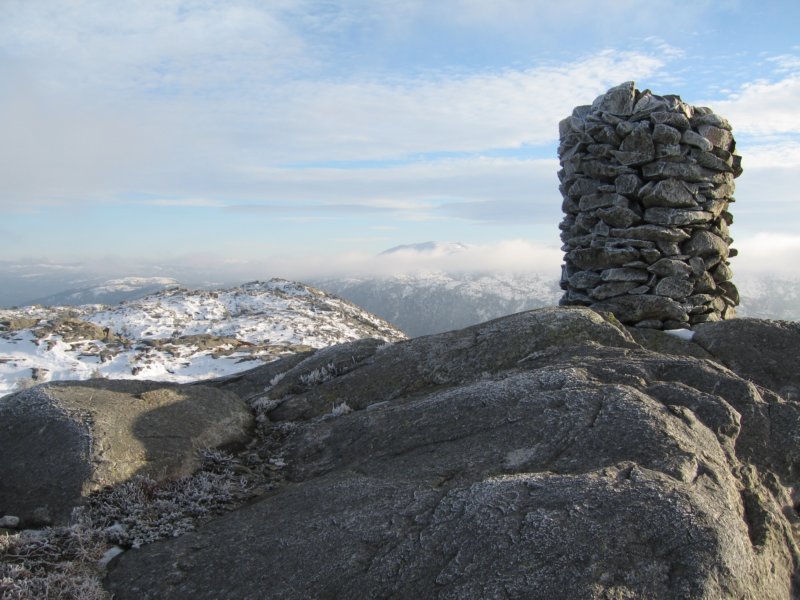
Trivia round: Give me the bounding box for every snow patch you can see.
[664,328,695,341]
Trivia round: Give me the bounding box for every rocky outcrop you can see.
[103,308,800,599]
[693,318,800,401]
[0,380,253,526]
[558,82,742,329]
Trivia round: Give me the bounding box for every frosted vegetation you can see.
[1,448,279,599]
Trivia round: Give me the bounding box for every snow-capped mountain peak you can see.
[379,241,471,256]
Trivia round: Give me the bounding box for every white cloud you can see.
[709,75,800,136]
[768,53,800,73]
[245,49,665,162]
[0,238,563,287]
[233,156,558,204]
[0,0,671,209]
[736,140,800,169]
[135,198,228,208]
[360,239,563,275]
[729,140,800,238]
[6,0,796,278]
[732,233,800,277]
[415,0,714,44]
[0,1,309,93]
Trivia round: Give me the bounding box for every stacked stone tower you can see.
[557,82,742,329]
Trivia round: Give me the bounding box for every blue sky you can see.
[1,0,799,281]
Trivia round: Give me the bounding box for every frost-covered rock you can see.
[0,380,252,526]
[693,318,800,401]
[105,308,800,599]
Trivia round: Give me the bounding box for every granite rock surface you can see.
[101,308,800,599]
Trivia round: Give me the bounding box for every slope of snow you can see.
[84,277,179,296]
[0,279,405,397]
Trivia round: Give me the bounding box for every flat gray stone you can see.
[642,160,706,182]
[597,205,641,228]
[644,207,713,226]
[647,258,693,278]
[654,276,694,300]
[652,123,682,145]
[581,159,635,180]
[591,81,635,115]
[569,271,603,289]
[682,230,729,259]
[610,225,690,243]
[568,246,640,271]
[591,281,641,299]
[693,150,733,172]
[697,124,733,149]
[579,192,623,211]
[593,294,688,324]
[641,178,699,209]
[614,173,642,195]
[681,129,714,151]
[601,267,650,282]
[694,318,800,400]
[650,111,690,130]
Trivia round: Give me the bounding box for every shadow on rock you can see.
[0,379,253,527]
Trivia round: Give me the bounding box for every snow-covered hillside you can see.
[0,279,406,397]
[314,271,562,337]
[31,276,181,307]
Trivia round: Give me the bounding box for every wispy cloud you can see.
[711,75,800,135]
[135,198,228,208]
[0,0,670,210]
[701,49,800,139]
[242,49,666,162]
[2,0,799,280]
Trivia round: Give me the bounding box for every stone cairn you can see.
[557,82,742,329]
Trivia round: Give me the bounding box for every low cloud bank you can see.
[732,233,800,278]
[3,234,797,308]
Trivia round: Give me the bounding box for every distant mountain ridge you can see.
[30,276,181,307]
[736,276,800,321]
[314,271,562,337]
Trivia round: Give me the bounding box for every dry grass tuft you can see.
[0,525,109,600]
